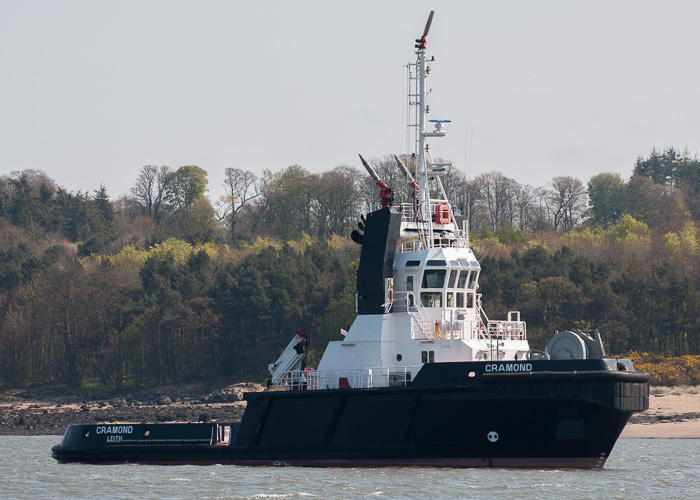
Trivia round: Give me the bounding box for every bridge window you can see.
[456,292,465,308]
[468,271,478,289]
[420,292,442,307]
[426,260,446,266]
[448,269,458,288]
[422,269,446,288]
[406,260,421,267]
[457,270,469,288]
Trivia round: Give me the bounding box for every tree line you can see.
[1,145,700,391]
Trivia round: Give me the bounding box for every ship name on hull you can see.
[484,363,533,373]
[95,425,134,435]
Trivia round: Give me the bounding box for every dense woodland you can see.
[2,146,700,391]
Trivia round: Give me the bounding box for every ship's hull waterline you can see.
[52,366,649,468]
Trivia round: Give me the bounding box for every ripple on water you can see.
[2,437,700,500]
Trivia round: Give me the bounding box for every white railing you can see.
[476,302,527,341]
[396,203,469,253]
[487,318,527,341]
[270,366,422,391]
[397,235,469,253]
[390,291,526,342]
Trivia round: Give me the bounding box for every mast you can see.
[416,12,432,235]
[406,11,462,248]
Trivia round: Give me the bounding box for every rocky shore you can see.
[3,384,699,439]
[0,383,261,437]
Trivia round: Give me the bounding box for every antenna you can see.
[394,155,415,183]
[416,11,434,49]
[358,154,382,184]
[424,11,435,37]
[359,154,394,209]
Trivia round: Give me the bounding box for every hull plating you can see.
[52,369,647,468]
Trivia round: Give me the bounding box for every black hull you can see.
[52,362,649,469]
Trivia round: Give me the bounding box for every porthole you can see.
[396,354,403,362]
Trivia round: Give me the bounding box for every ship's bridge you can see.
[392,246,479,315]
[388,243,526,345]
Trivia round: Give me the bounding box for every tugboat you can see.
[51,12,648,468]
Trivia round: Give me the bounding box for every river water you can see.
[1,437,698,499]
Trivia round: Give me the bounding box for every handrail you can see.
[476,299,527,342]
[270,366,423,391]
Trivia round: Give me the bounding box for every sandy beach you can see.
[622,386,700,439]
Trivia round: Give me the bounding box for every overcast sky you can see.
[2,0,699,202]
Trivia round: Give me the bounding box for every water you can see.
[1,437,698,499]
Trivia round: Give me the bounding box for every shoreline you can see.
[622,419,700,439]
[0,383,260,437]
[622,386,700,439]
[2,385,699,439]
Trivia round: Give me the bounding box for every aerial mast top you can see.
[415,11,433,228]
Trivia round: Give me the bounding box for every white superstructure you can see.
[271,12,530,391]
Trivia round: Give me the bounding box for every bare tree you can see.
[441,168,466,214]
[477,172,519,232]
[316,166,363,238]
[242,171,273,235]
[546,176,589,232]
[513,183,537,231]
[217,168,261,238]
[127,165,172,223]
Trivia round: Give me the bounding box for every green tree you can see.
[8,175,36,228]
[166,198,219,244]
[262,165,321,239]
[627,174,688,227]
[521,276,591,330]
[587,172,626,227]
[315,166,362,238]
[78,186,117,255]
[633,147,672,185]
[166,165,208,213]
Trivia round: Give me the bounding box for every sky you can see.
[2,0,700,202]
